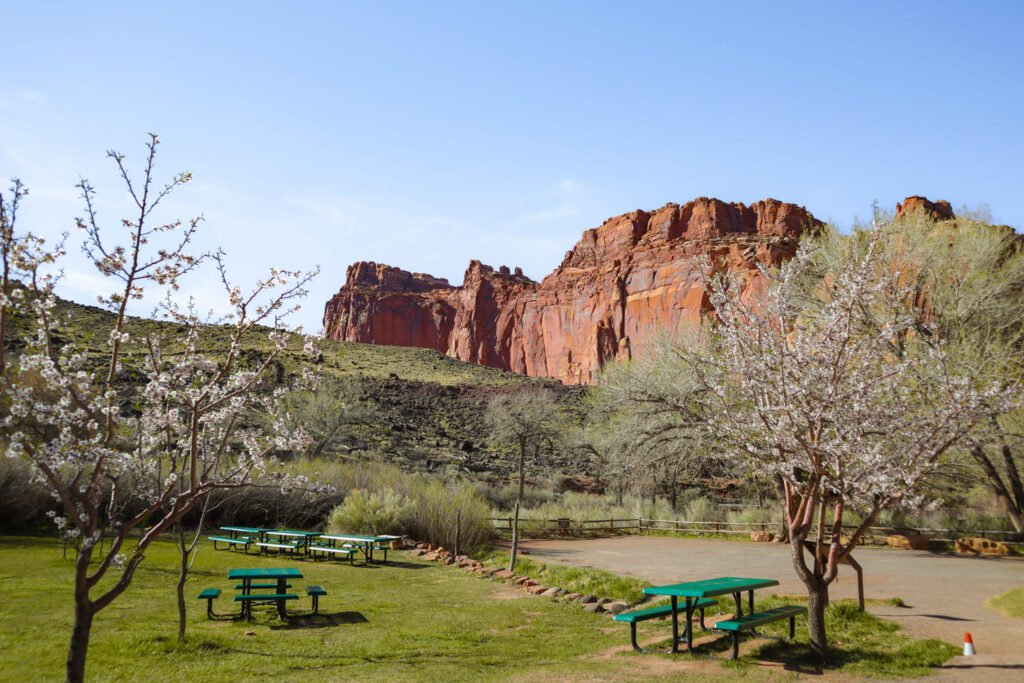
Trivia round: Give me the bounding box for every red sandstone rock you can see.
[895,196,955,222]
[323,197,828,384]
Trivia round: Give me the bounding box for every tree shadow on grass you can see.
[752,638,959,677]
[271,611,368,630]
[377,560,429,570]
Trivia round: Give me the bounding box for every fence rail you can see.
[640,518,1023,544]
[490,516,1023,546]
[488,517,640,535]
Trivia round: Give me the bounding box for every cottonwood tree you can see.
[0,136,318,682]
[603,220,1016,655]
[805,210,1024,532]
[485,388,562,572]
[597,342,733,512]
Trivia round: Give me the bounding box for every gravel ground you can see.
[518,535,1024,681]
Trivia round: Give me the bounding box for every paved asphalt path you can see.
[519,536,1024,681]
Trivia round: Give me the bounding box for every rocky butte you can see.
[324,197,844,384]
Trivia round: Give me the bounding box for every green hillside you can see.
[3,293,586,480]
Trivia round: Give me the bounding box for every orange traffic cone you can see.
[963,632,976,656]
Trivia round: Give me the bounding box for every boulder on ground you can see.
[604,602,630,614]
[527,585,548,595]
[409,548,428,557]
[422,551,439,561]
[523,579,540,588]
[750,531,774,543]
[565,592,581,601]
[596,598,610,606]
[493,569,514,580]
[577,595,596,604]
[583,602,605,613]
[887,534,930,550]
[955,537,1011,556]
[540,587,563,597]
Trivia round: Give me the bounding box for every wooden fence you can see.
[488,517,640,536]
[490,516,1023,548]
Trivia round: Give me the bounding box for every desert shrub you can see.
[403,479,493,553]
[682,496,725,522]
[327,489,408,534]
[477,481,555,511]
[727,506,782,527]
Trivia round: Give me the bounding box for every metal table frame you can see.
[228,567,303,619]
[318,534,399,564]
[643,576,780,653]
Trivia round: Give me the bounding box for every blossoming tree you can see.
[0,136,318,683]
[601,220,1017,655]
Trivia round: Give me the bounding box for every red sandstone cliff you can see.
[324,197,824,384]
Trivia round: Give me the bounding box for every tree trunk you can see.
[176,524,189,642]
[806,582,829,657]
[508,442,526,573]
[66,551,94,683]
[789,522,829,657]
[508,499,521,573]
[972,445,1024,533]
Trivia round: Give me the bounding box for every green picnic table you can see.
[209,526,266,552]
[220,526,265,539]
[318,534,399,564]
[260,529,322,557]
[643,576,779,653]
[228,567,303,619]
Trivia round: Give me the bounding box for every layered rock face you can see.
[324,197,823,384]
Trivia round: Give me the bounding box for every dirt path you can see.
[519,536,1024,681]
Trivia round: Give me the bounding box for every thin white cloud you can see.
[511,177,586,226]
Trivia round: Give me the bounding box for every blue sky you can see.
[3,1,1022,331]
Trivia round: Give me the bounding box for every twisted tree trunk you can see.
[66,549,94,683]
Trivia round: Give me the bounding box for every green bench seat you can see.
[209,535,251,551]
[309,544,356,562]
[714,605,806,659]
[306,585,327,614]
[234,593,299,602]
[613,598,717,652]
[197,588,221,618]
[255,541,301,557]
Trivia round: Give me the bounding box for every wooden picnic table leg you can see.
[670,596,679,654]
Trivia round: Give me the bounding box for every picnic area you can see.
[5,530,1011,682]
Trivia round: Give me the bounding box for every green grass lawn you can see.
[987,587,1024,619]
[0,536,957,682]
[0,536,683,683]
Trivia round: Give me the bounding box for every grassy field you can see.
[0,536,960,682]
[987,587,1024,619]
[0,536,697,683]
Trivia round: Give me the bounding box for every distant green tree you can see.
[486,388,562,572]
